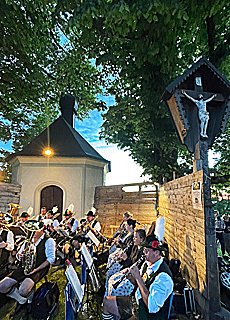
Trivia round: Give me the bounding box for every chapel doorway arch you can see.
[40,185,63,219]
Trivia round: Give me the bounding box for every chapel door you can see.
[40,185,63,220]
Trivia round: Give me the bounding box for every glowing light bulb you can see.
[44,149,52,156]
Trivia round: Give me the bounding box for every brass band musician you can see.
[0,220,55,317]
[64,209,101,254]
[0,215,14,267]
[103,234,173,320]
[15,211,30,226]
[39,206,47,220]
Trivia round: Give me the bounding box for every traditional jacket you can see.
[138,259,173,320]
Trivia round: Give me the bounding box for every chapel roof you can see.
[6,116,111,170]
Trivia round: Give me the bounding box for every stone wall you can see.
[159,171,206,308]
[94,182,157,237]
[0,182,21,212]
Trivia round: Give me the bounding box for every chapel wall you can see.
[94,182,157,237]
[159,170,206,309]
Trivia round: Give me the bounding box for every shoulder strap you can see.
[145,261,172,289]
[91,220,97,228]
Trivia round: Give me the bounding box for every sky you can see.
[73,96,150,186]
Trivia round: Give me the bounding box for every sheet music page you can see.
[81,243,93,268]
[87,230,100,247]
[65,264,83,302]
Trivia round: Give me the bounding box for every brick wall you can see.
[0,182,21,212]
[94,183,157,237]
[159,171,206,306]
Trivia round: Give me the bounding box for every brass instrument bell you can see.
[9,203,22,217]
[0,212,13,225]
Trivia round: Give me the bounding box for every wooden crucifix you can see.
[181,76,224,139]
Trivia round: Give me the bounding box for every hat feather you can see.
[27,206,33,217]
[90,207,96,215]
[68,203,74,212]
[52,206,58,213]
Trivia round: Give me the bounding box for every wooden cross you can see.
[181,76,224,102]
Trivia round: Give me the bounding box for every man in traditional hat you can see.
[102,234,173,320]
[0,220,55,316]
[16,212,30,226]
[85,208,101,236]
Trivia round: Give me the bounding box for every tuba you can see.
[9,203,22,219]
[21,220,44,274]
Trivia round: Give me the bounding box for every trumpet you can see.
[77,215,98,232]
[112,255,146,289]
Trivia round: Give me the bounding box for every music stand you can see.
[87,231,100,248]
[80,243,100,316]
[65,261,84,319]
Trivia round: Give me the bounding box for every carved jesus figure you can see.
[182,90,217,138]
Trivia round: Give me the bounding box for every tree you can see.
[52,0,230,182]
[211,122,230,191]
[0,0,107,153]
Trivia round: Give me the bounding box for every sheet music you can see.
[65,264,83,303]
[87,230,100,247]
[81,243,93,269]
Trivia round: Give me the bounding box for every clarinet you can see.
[103,241,134,274]
[111,220,125,241]
[112,255,146,289]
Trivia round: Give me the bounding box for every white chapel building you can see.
[6,95,110,220]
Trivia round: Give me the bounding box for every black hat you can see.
[87,210,95,217]
[64,209,72,217]
[140,234,167,251]
[127,218,136,229]
[20,212,30,218]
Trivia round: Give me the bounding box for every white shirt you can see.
[0,229,14,251]
[71,219,79,232]
[17,233,55,265]
[85,220,101,238]
[135,258,173,313]
[52,219,59,228]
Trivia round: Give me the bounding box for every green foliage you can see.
[52,0,230,182]
[2,0,230,183]
[212,121,230,190]
[0,0,106,154]
[0,149,11,183]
